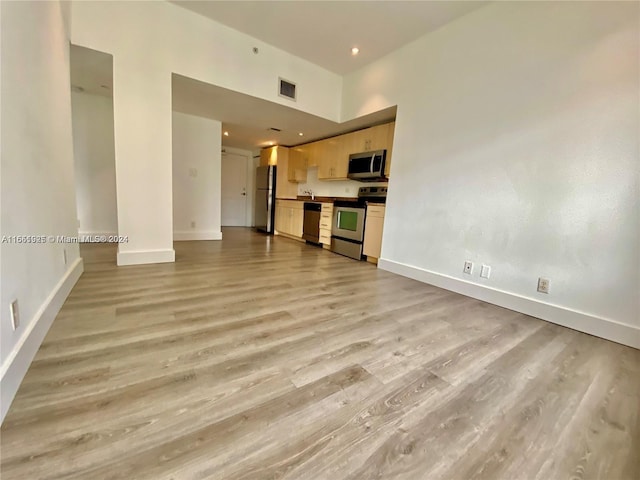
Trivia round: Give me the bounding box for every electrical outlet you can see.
[537,277,550,294]
[10,300,19,330]
[190,221,196,228]
[463,261,473,275]
[480,264,491,279]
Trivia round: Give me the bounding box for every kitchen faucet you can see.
[303,189,315,200]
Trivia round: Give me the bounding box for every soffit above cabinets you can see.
[172,74,396,151]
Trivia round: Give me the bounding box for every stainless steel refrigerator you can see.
[255,165,277,233]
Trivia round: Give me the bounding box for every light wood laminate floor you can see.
[2,228,639,480]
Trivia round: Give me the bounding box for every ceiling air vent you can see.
[278,78,296,101]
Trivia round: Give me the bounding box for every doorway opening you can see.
[70,45,117,264]
[221,150,254,227]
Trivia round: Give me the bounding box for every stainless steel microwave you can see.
[347,150,387,181]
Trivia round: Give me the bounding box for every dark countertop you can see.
[296,196,357,203]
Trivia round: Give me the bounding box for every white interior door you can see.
[221,153,248,226]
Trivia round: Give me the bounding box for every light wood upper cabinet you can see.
[306,142,320,167]
[352,123,390,153]
[274,147,296,199]
[291,121,396,181]
[288,147,308,183]
[317,137,341,180]
[261,146,298,199]
[260,147,277,166]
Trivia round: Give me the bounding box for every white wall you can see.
[172,112,222,240]
[1,0,84,421]
[70,0,342,265]
[71,91,117,236]
[297,167,387,199]
[342,2,640,347]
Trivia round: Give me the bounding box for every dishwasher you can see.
[302,202,322,244]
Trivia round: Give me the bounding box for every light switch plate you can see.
[480,264,491,279]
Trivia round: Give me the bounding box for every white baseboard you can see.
[173,230,223,241]
[117,249,175,266]
[1,257,84,423]
[378,258,640,350]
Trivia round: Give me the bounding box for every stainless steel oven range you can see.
[332,186,387,260]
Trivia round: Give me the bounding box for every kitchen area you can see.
[255,121,394,263]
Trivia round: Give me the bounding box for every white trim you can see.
[116,248,175,266]
[378,258,640,350]
[173,230,223,241]
[1,258,84,423]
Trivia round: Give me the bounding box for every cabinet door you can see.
[274,147,288,199]
[260,147,277,166]
[349,123,391,153]
[283,207,293,235]
[314,140,330,178]
[332,135,352,179]
[363,210,385,258]
[305,142,319,167]
[291,207,304,238]
[288,148,300,181]
[288,148,308,183]
[275,202,285,233]
[274,147,298,199]
[317,137,342,179]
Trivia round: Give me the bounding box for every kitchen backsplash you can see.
[297,167,387,198]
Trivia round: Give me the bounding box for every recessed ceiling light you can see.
[351,47,359,56]
[268,141,274,146]
[298,132,304,136]
[223,131,229,136]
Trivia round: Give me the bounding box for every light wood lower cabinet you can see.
[275,199,304,239]
[363,204,386,259]
[319,203,333,246]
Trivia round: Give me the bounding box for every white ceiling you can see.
[70,1,489,151]
[70,45,113,97]
[170,1,489,75]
